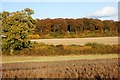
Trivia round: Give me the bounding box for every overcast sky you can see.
[1,1,119,21]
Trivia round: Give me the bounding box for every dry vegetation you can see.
[2,58,120,79]
[3,42,119,56]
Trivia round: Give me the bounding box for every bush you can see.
[85,43,108,48]
[3,42,119,56]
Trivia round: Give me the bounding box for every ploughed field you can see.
[2,58,120,79]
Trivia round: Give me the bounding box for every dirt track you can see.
[31,37,119,45]
[2,58,120,79]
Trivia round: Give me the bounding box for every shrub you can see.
[2,43,119,56]
[85,43,107,48]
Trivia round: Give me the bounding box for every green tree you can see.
[2,8,35,55]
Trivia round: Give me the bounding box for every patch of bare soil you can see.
[1,58,120,79]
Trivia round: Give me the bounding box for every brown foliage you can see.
[35,18,119,38]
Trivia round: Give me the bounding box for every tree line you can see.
[35,18,119,36]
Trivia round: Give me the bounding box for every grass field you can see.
[2,54,119,63]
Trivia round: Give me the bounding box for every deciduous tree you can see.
[2,8,35,55]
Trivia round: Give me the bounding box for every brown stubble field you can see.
[31,37,119,46]
[2,58,120,79]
